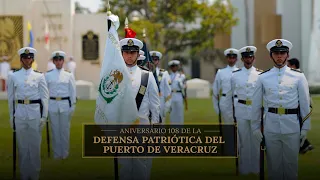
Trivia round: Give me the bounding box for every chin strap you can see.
[20,59,33,69]
[124,54,139,66]
[270,52,288,67]
[125,58,138,66]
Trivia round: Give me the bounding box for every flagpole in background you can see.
[141,28,160,91]
[44,20,50,51]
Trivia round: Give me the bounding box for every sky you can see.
[74,0,217,13]
[74,0,103,13]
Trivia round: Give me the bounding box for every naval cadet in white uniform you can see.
[212,48,239,123]
[227,46,263,175]
[150,50,171,122]
[7,47,49,180]
[118,37,160,180]
[45,51,76,160]
[0,56,11,91]
[137,50,146,65]
[168,60,185,124]
[251,39,311,180]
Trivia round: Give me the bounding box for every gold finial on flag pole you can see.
[107,0,111,16]
[125,17,129,28]
[142,28,146,38]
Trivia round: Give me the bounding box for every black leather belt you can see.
[172,90,182,93]
[50,97,71,107]
[50,97,70,101]
[268,107,298,115]
[15,99,43,117]
[221,94,236,97]
[238,99,252,105]
[17,99,41,104]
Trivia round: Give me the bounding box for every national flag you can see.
[94,14,138,124]
[27,21,34,47]
[141,40,152,64]
[27,21,38,70]
[44,21,50,50]
[142,39,160,91]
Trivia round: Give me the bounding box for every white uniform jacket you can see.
[45,68,76,113]
[251,65,311,134]
[7,68,49,120]
[228,66,263,120]
[128,65,160,124]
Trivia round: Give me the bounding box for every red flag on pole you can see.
[124,17,136,38]
[125,28,136,38]
[44,20,50,50]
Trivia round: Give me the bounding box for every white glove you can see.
[70,105,75,112]
[300,130,307,147]
[70,105,76,116]
[213,96,219,115]
[39,118,47,130]
[160,107,165,119]
[9,117,13,129]
[253,130,263,142]
[164,101,171,114]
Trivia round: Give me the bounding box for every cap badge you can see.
[275,40,282,47]
[246,47,251,52]
[25,49,30,54]
[127,39,134,46]
[152,52,156,56]
[56,52,60,56]
[229,50,233,54]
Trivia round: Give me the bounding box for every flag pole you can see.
[142,28,150,69]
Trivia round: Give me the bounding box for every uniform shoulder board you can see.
[46,69,54,73]
[259,68,271,75]
[160,68,165,72]
[34,70,43,73]
[291,68,302,73]
[138,65,149,71]
[256,68,264,72]
[232,69,241,73]
[64,69,71,73]
[13,68,21,73]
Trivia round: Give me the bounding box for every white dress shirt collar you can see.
[272,65,288,72]
[242,66,254,72]
[56,68,64,73]
[127,65,138,74]
[227,65,238,71]
[22,67,33,75]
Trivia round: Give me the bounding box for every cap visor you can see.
[271,47,289,52]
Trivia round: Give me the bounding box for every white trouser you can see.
[220,108,234,123]
[15,118,41,180]
[265,132,300,180]
[160,98,166,121]
[49,111,71,159]
[237,119,260,174]
[118,158,149,180]
[170,100,184,124]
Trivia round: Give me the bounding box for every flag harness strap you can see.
[158,69,164,82]
[136,70,149,111]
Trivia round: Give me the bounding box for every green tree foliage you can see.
[99,0,238,61]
